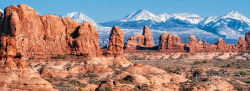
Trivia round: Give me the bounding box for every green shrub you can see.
[202,60,208,63]
[39,65,46,74]
[54,54,66,59]
[69,80,85,87]
[194,61,201,65]
[237,71,246,76]
[226,64,232,67]
[105,86,112,91]
[237,65,243,68]
[45,78,53,83]
[78,88,83,91]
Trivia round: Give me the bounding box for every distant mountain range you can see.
[2,8,250,47]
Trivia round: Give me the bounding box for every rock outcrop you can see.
[0,36,29,69]
[0,4,78,57]
[0,36,56,91]
[69,21,102,57]
[0,4,104,58]
[158,32,185,52]
[158,31,250,53]
[142,26,154,47]
[125,25,154,50]
[246,31,250,50]
[104,26,132,67]
[0,69,57,91]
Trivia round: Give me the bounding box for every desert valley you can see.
[0,4,249,91]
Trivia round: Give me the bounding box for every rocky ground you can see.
[23,51,249,91]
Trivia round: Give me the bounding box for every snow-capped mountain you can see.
[101,9,204,29]
[221,10,250,23]
[120,9,168,22]
[199,10,250,39]
[63,12,99,27]
[171,12,204,24]
[0,9,3,14]
[100,9,250,46]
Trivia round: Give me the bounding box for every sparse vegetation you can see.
[226,64,232,67]
[69,80,86,87]
[202,60,208,63]
[45,78,53,83]
[54,54,66,59]
[105,86,112,91]
[194,61,201,65]
[38,65,46,74]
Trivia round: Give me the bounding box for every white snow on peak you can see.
[120,9,168,22]
[158,13,170,22]
[171,12,204,24]
[221,10,250,23]
[0,9,3,14]
[199,16,219,25]
[63,12,98,27]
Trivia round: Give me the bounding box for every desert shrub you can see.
[105,86,112,91]
[69,80,85,87]
[28,63,32,68]
[118,79,132,84]
[194,61,201,65]
[39,65,46,74]
[202,60,208,63]
[78,88,83,91]
[193,69,202,76]
[88,79,99,85]
[237,65,243,68]
[34,63,41,67]
[118,75,133,84]
[45,78,53,83]
[86,72,97,77]
[237,71,246,76]
[54,54,66,59]
[226,64,232,67]
[56,54,62,59]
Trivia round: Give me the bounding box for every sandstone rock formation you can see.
[158,32,185,52]
[125,25,154,50]
[69,21,102,57]
[0,36,29,69]
[192,78,234,91]
[142,26,154,47]
[245,31,250,50]
[104,26,132,67]
[104,26,124,57]
[0,36,56,91]
[158,32,250,53]
[0,4,104,58]
[0,69,57,91]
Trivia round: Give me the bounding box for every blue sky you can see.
[1,0,250,23]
